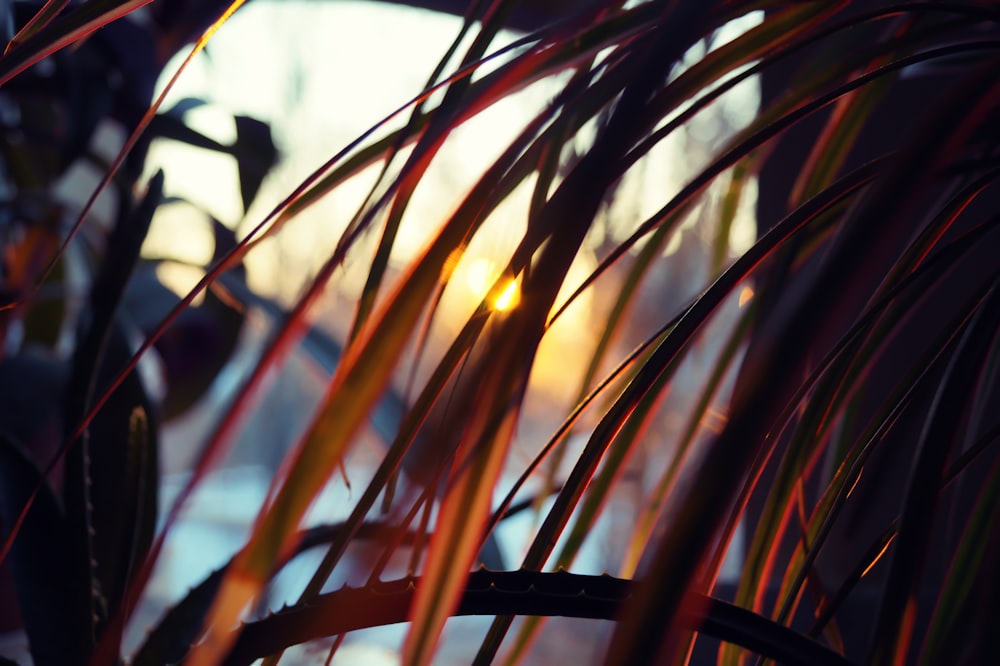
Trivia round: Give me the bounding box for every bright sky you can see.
[140,0,762,451]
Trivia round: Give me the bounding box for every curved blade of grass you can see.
[729,331,850,639]
[273,1,662,228]
[340,2,526,518]
[503,293,753,665]
[367,0,680,531]
[188,32,613,661]
[665,302,763,666]
[3,0,69,54]
[0,0,152,86]
[752,140,998,666]
[792,276,999,653]
[539,194,697,514]
[790,65,891,208]
[406,18,697,651]
[607,45,1000,665]
[285,42,625,611]
[867,277,1000,664]
[28,9,608,664]
[812,523,898,639]
[539,160,881,580]
[736,43,1000,636]
[529,5,898,528]
[403,312,532,666]
[766,261,1000,660]
[346,0,512,343]
[222,570,852,666]
[785,3,955,209]
[765,187,1000,637]
[809,422,1000,644]
[484,304,686,553]
[524,165,870,644]
[500,333,689,665]
[468,3,747,659]
[624,298,758,580]
[510,95,876,666]
[101,18,590,664]
[381,49,615,516]
[527,49,622,505]
[552,37,1000,332]
[919,456,1000,665]
[191,166,514,665]
[294,306,493,603]
[724,216,1000,603]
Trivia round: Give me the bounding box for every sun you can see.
[493,277,520,311]
[465,257,520,311]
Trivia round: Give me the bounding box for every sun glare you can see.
[464,257,519,311]
[493,278,520,311]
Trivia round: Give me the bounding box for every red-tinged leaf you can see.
[611,47,1000,664]
[626,299,756,581]
[222,571,852,666]
[347,0,523,346]
[403,325,526,665]
[289,306,493,612]
[407,70,638,657]
[500,300,698,665]
[764,198,1000,639]
[0,0,153,87]
[868,279,1000,665]
[919,455,1000,666]
[551,36,994,325]
[272,3,663,227]
[3,0,70,55]
[188,67,567,660]
[541,205,688,510]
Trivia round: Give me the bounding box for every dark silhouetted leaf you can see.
[0,432,73,666]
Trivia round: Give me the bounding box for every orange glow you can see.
[846,467,863,499]
[493,278,520,311]
[861,533,896,579]
[443,246,466,282]
[738,285,755,308]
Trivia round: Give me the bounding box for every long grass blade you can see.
[0,0,152,86]
[607,44,1000,664]
[867,278,1000,664]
